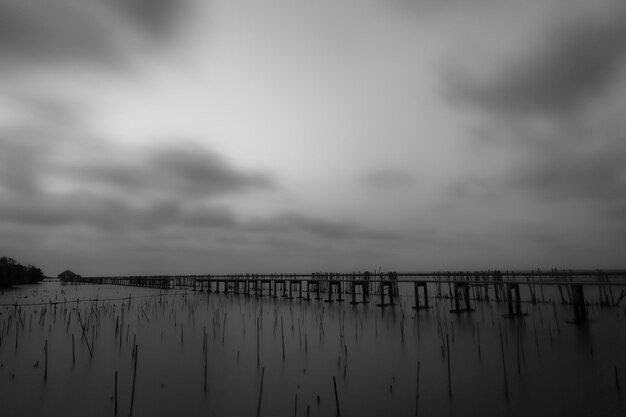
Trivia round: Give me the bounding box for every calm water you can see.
[1,280,624,416]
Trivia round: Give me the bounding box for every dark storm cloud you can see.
[0,125,392,246]
[445,2,626,116]
[0,1,113,63]
[109,0,186,36]
[248,212,399,241]
[150,144,274,196]
[0,0,188,66]
[502,125,626,224]
[359,169,414,189]
[507,143,626,203]
[68,143,275,199]
[446,121,626,226]
[0,192,239,231]
[0,128,272,232]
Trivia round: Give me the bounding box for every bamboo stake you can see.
[281,316,285,361]
[333,376,341,417]
[44,339,48,381]
[294,392,298,417]
[415,361,421,417]
[115,371,118,415]
[204,342,208,395]
[499,330,509,399]
[129,344,138,417]
[446,334,452,398]
[257,367,265,417]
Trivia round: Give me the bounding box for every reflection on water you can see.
[1,280,624,417]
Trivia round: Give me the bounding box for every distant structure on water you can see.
[58,270,81,281]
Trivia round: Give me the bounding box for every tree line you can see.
[0,257,45,287]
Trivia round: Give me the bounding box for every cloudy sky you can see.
[1,0,625,276]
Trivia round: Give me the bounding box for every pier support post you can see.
[297,280,303,299]
[377,282,395,307]
[412,282,430,310]
[503,283,526,318]
[325,281,344,303]
[571,284,588,324]
[450,283,473,313]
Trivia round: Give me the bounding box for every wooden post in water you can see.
[378,282,386,307]
[281,316,285,361]
[503,283,525,318]
[415,361,421,417]
[572,284,588,324]
[115,371,118,415]
[257,367,265,417]
[450,283,472,313]
[44,339,48,381]
[446,334,451,398]
[412,283,429,310]
[129,344,138,417]
[333,376,341,417]
[499,330,509,400]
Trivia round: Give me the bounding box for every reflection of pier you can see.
[62,270,626,324]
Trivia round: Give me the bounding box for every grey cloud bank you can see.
[1,0,625,275]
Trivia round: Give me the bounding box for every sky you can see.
[1,0,625,276]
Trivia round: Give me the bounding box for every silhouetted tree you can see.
[0,257,45,287]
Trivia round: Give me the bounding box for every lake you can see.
[1,279,624,416]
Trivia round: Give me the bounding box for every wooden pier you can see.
[61,269,626,323]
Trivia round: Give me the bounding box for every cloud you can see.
[0,0,189,67]
[0,114,396,275]
[444,0,626,116]
[247,212,400,241]
[502,123,626,221]
[359,169,414,189]
[0,123,274,233]
[62,142,275,202]
[110,0,187,37]
[438,0,626,233]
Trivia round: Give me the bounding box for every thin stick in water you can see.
[446,333,451,398]
[499,329,509,400]
[415,361,421,417]
[294,392,298,417]
[333,375,341,417]
[257,367,265,417]
[115,370,118,415]
[44,339,48,381]
[204,343,208,395]
[281,316,285,361]
[129,344,139,417]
